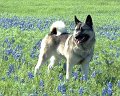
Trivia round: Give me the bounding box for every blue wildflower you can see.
[58,84,61,92]
[35,40,41,49]
[107,82,112,89]
[102,88,107,96]
[107,88,112,96]
[57,83,66,94]
[78,87,84,96]
[59,73,63,81]
[14,76,19,81]
[39,80,44,88]
[80,75,87,81]
[4,38,9,43]
[61,84,66,94]
[8,64,14,73]
[72,71,78,80]
[91,71,96,78]
[28,72,34,79]
[1,77,5,81]
[5,48,13,55]
[6,71,11,77]
[11,37,15,43]
[107,82,112,96]
[13,53,21,60]
[102,82,113,96]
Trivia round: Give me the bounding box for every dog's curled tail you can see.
[50,21,67,36]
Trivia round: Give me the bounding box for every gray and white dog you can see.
[34,15,95,80]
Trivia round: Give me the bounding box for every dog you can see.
[34,15,95,80]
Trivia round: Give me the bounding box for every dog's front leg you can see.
[66,59,73,80]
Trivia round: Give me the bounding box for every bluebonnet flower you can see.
[26,22,34,30]
[107,88,112,96]
[78,87,84,96]
[11,37,15,43]
[80,75,87,81]
[6,71,11,77]
[7,42,12,48]
[107,82,112,89]
[72,71,78,80]
[13,53,21,60]
[30,52,36,58]
[6,64,15,77]
[57,83,66,94]
[102,88,107,96]
[28,72,34,79]
[61,84,66,95]
[37,20,43,31]
[39,80,44,88]
[1,77,5,81]
[58,84,61,92]
[59,73,63,81]
[19,21,25,31]
[4,37,9,43]
[35,40,41,49]
[14,76,19,81]
[107,82,112,96]
[91,71,96,78]
[8,64,14,73]
[5,48,13,55]
[102,82,113,96]
[30,47,37,59]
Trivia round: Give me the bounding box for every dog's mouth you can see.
[75,34,90,44]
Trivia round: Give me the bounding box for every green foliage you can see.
[0,0,120,96]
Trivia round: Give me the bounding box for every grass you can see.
[0,0,120,96]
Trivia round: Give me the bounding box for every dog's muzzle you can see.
[75,33,90,44]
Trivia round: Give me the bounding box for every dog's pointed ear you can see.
[50,27,57,35]
[75,15,81,25]
[85,15,93,28]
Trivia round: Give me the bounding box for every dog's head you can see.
[73,15,95,44]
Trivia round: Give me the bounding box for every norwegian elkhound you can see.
[34,15,95,80]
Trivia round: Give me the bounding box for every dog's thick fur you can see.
[34,15,95,80]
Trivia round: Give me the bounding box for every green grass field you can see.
[0,0,120,96]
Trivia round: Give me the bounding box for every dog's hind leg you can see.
[34,54,47,76]
[47,55,60,73]
[34,50,53,76]
[81,63,89,80]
